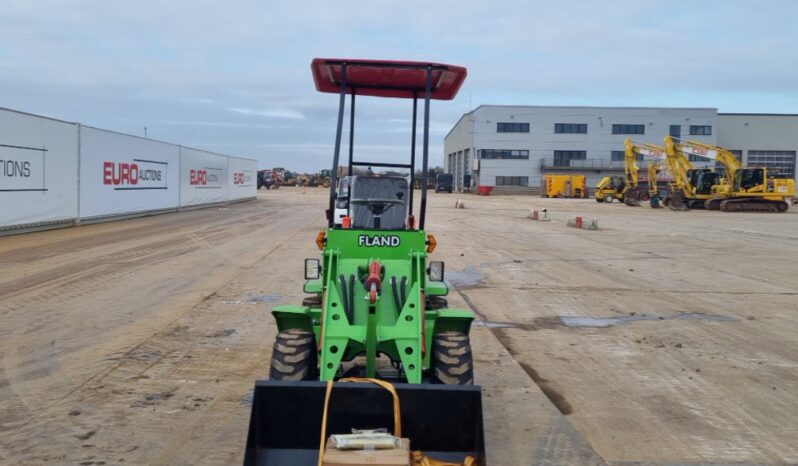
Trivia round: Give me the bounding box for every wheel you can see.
[777,201,789,212]
[269,329,318,381]
[431,331,474,385]
[426,296,448,310]
[705,199,722,210]
[604,195,614,203]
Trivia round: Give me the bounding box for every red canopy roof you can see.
[311,58,467,100]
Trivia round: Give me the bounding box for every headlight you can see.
[428,261,444,282]
[305,259,321,279]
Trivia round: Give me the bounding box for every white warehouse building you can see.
[443,105,798,193]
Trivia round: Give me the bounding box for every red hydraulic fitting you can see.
[365,261,382,304]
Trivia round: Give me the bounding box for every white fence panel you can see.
[179,147,229,206]
[227,156,257,200]
[0,109,79,228]
[79,127,180,219]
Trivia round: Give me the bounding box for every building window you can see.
[553,150,586,167]
[669,125,681,138]
[688,153,711,162]
[748,150,797,178]
[689,125,712,136]
[496,176,529,186]
[554,123,587,134]
[478,149,529,160]
[611,151,642,162]
[612,124,645,135]
[497,122,530,133]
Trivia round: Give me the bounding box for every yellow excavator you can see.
[596,138,666,207]
[662,136,722,210]
[665,137,793,212]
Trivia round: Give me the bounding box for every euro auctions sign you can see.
[233,170,253,187]
[0,144,47,192]
[188,167,222,188]
[103,159,168,190]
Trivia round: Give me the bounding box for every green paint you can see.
[272,227,474,383]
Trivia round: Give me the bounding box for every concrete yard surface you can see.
[1,188,797,465]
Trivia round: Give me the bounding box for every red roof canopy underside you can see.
[311,58,467,100]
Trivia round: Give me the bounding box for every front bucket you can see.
[244,380,485,466]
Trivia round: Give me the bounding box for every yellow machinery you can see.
[542,174,587,198]
[647,161,664,208]
[666,137,793,212]
[595,175,625,203]
[662,136,722,210]
[596,138,667,206]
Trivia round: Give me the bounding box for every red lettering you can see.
[190,169,208,185]
[104,162,140,186]
[129,163,138,184]
[103,161,113,184]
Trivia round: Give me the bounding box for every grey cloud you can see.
[1,0,797,171]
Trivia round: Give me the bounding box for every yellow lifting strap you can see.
[318,377,477,466]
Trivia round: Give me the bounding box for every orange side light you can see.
[342,216,352,229]
[315,231,326,250]
[426,234,437,253]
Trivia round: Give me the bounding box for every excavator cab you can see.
[692,170,721,195]
[735,168,765,191]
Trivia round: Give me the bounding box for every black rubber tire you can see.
[431,331,474,385]
[426,296,449,310]
[269,329,318,381]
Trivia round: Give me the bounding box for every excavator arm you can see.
[673,139,741,195]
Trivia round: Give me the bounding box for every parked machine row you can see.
[595,136,794,212]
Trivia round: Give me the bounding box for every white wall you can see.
[79,127,181,219]
[0,106,257,233]
[179,147,229,206]
[0,108,79,227]
[227,156,257,200]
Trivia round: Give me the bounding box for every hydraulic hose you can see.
[348,274,355,318]
[338,274,351,323]
[400,276,408,309]
[391,276,402,312]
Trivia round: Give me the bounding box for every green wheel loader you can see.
[244,59,485,465]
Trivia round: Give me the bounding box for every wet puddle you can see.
[250,294,281,303]
[561,312,737,328]
[472,319,521,329]
[222,294,281,305]
[445,267,485,288]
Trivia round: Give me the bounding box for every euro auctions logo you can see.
[189,167,222,188]
[233,170,253,186]
[103,159,168,190]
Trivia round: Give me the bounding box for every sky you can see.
[1,0,798,171]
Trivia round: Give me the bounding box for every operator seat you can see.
[349,176,409,230]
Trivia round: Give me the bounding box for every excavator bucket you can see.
[243,380,485,466]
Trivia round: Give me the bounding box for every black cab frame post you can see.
[419,66,432,230]
[347,90,355,176]
[328,64,348,227]
[409,93,417,220]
